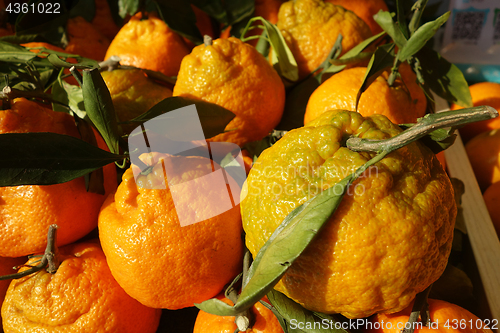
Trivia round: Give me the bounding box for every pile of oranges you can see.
[0,0,497,332]
[451,82,500,238]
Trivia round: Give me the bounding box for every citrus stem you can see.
[403,284,433,333]
[69,66,83,86]
[204,35,213,46]
[346,106,499,153]
[409,0,429,35]
[99,56,121,72]
[232,249,255,332]
[0,224,60,280]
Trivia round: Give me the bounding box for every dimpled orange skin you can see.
[173,37,285,147]
[0,98,117,258]
[451,82,500,143]
[98,152,244,309]
[193,296,284,333]
[465,129,500,191]
[367,299,493,333]
[242,110,456,318]
[105,12,191,77]
[1,242,161,333]
[326,0,389,35]
[65,16,110,61]
[0,256,26,330]
[305,63,427,125]
[277,0,372,80]
[101,69,172,134]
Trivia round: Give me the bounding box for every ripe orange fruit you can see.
[242,110,456,318]
[451,82,500,143]
[105,12,191,77]
[436,152,446,171]
[220,0,284,40]
[0,98,117,257]
[1,241,161,332]
[465,129,500,191]
[483,181,500,238]
[276,0,372,80]
[173,37,285,147]
[21,42,65,53]
[305,63,427,125]
[367,298,493,333]
[21,42,79,85]
[101,68,172,134]
[91,0,120,40]
[0,256,26,330]
[65,16,110,61]
[326,0,389,35]
[98,152,244,309]
[193,296,283,333]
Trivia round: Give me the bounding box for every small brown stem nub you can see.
[0,224,60,281]
[204,35,213,46]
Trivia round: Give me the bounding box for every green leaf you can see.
[355,43,396,110]
[81,68,122,154]
[129,96,235,139]
[267,290,347,333]
[247,17,298,82]
[373,11,407,48]
[118,0,139,18]
[0,133,124,186]
[396,0,410,39]
[52,76,86,118]
[325,31,385,74]
[408,0,429,35]
[153,0,204,45]
[196,172,361,316]
[398,11,450,62]
[416,127,457,154]
[415,46,472,108]
[47,53,98,69]
[0,41,37,62]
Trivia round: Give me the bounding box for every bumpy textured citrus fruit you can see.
[276,0,372,80]
[305,63,427,125]
[101,68,172,134]
[173,37,285,147]
[326,0,388,35]
[98,152,243,309]
[483,181,500,238]
[367,298,493,333]
[465,129,500,191]
[451,82,500,143]
[105,12,190,77]
[242,110,456,318]
[0,256,26,330]
[193,296,283,333]
[0,98,117,257]
[65,16,110,61]
[1,241,161,333]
